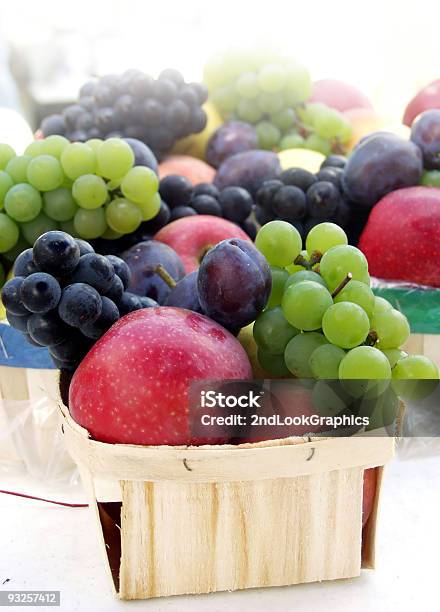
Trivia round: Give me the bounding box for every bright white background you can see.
[1,0,440,119]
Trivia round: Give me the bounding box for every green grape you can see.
[4,184,42,222]
[121,166,159,204]
[237,98,262,123]
[284,270,326,291]
[106,198,142,233]
[297,103,328,126]
[211,85,238,114]
[306,222,348,256]
[73,207,107,239]
[203,52,232,90]
[0,213,19,252]
[271,108,296,132]
[2,234,29,261]
[101,227,123,240]
[339,346,391,399]
[282,280,333,331]
[358,386,399,430]
[304,133,332,156]
[392,355,439,400]
[319,245,369,292]
[256,121,281,149]
[40,135,69,158]
[43,188,78,221]
[267,266,289,308]
[285,250,309,274]
[27,155,64,191]
[322,302,370,349]
[333,280,374,317]
[235,72,259,99]
[421,170,440,187]
[5,155,32,184]
[97,139,134,180]
[372,296,392,316]
[279,133,305,150]
[86,139,103,153]
[253,306,299,355]
[61,143,96,180]
[255,220,302,267]
[282,60,312,103]
[313,107,352,143]
[60,218,80,238]
[372,309,410,349]
[310,344,346,379]
[136,192,161,221]
[21,212,58,244]
[257,63,287,93]
[0,171,14,209]
[24,140,46,157]
[381,348,408,368]
[257,349,290,377]
[72,174,108,209]
[312,380,351,416]
[0,143,16,169]
[284,332,327,377]
[257,92,284,115]
[62,177,74,189]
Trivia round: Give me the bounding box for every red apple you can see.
[362,467,377,527]
[158,155,216,184]
[309,79,373,113]
[359,186,440,287]
[69,307,253,446]
[154,215,250,273]
[403,79,440,126]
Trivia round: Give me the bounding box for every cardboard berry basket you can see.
[58,383,395,601]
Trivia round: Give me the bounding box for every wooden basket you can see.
[58,393,395,601]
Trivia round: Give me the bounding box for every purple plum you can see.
[410,110,440,170]
[214,150,281,197]
[206,121,259,169]
[165,271,203,313]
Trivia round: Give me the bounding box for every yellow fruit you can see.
[0,268,13,320]
[172,102,223,161]
[278,148,325,173]
[238,323,277,379]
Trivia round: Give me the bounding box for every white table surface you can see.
[1,450,439,612]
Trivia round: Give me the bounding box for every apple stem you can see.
[331,272,353,298]
[364,330,378,347]
[155,264,177,288]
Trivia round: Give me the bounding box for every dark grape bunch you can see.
[254,155,367,244]
[159,175,258,239]
[1,231,157,370]
[40,69,209,160]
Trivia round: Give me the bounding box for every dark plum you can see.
[122,240,185,304]
[206,121,259,169]
[165,271,203,313]
[410,110,440,170]
[214,150,281,197]
[197,238,272,330]
[123,138,158,173]
[342,132,423,208]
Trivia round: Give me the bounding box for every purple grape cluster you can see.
[254,155,367,244]
[1,231,157,370]
[40,69,208,160]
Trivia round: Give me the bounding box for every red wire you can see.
[0,489,88,508]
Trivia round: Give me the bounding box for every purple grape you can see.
[33,231,80,276]
[20,273,62,314]
[69,253,115,294]
[116,292,143,315]
[197,238,271,330]
[306,181,340,218]
[104,274,124,302]
[272,185,307,221]
[410,110,440,170]
[165,271,203,313]
[206,121,259,169]
[41,114,65,137]
[1,277,29,315]
[159,175,193,208]
[80,296,120,339]
[280,168,317,191]
[342,132,423,208]
[105,255,131,289]
[27,311,71,346]
[13,248,39,277]
[58,283,102,327]
[123,138,157,174]
[122,240,185,304]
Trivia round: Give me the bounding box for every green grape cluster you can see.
[204,48,352,155]
[0,138,160,258]
[254,220,439,402]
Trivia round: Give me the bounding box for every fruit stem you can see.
[331,272,352,298]
[364,330,378,347]
[155,265,177,288]
[309,251,322,266]
[293,253,312,270]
